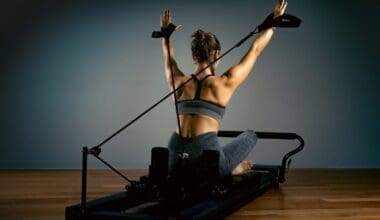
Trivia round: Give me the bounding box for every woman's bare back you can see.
[176,74,233,137]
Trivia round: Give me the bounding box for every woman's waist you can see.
[170,130,219,154]
[178,115,220,138]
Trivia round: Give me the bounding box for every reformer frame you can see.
[66,130,304,220]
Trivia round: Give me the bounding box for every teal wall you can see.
[1,0,379,169]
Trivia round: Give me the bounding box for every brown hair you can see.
[191,29,221,63]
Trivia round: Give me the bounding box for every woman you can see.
[161,0,287,176]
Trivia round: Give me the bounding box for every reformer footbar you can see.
[66,12,303,220]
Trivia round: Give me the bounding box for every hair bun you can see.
[191,29,220,63]
[192,29,206,41]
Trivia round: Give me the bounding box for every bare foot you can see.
[231,160,253,176]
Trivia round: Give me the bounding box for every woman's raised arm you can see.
[160,9,185,90]
[221,0,288,90]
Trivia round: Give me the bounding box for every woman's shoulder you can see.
[206,75,226,87]
[176,74,191,84]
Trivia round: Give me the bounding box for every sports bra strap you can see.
[193,74,212,100]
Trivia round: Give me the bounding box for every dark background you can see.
[1,0,379,169]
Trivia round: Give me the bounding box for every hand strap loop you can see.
[152,23,177,38]
[258,13,302,32]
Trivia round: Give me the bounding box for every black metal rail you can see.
[218,131,304,183]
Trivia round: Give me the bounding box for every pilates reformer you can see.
[66,12,303,220]
[66,131,303,220]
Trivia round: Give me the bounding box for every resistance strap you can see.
[92,13,302,150]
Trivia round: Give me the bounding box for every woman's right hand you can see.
[160,9,171,28]
[160,9,182,30]
[274,0,288,18]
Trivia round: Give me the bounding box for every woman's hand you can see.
[160,9,171,28]
[160,9,182,30]
[274,0,288,18]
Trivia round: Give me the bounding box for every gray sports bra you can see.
[176,74,226,121]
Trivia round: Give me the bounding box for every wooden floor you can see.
[0,169,380,220]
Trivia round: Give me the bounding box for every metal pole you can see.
[81,147,88,214]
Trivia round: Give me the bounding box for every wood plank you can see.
[0,169,379,219]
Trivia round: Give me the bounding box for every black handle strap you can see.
[274,14,302,28]
[258,13,302,32]
[152,23,177,38]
